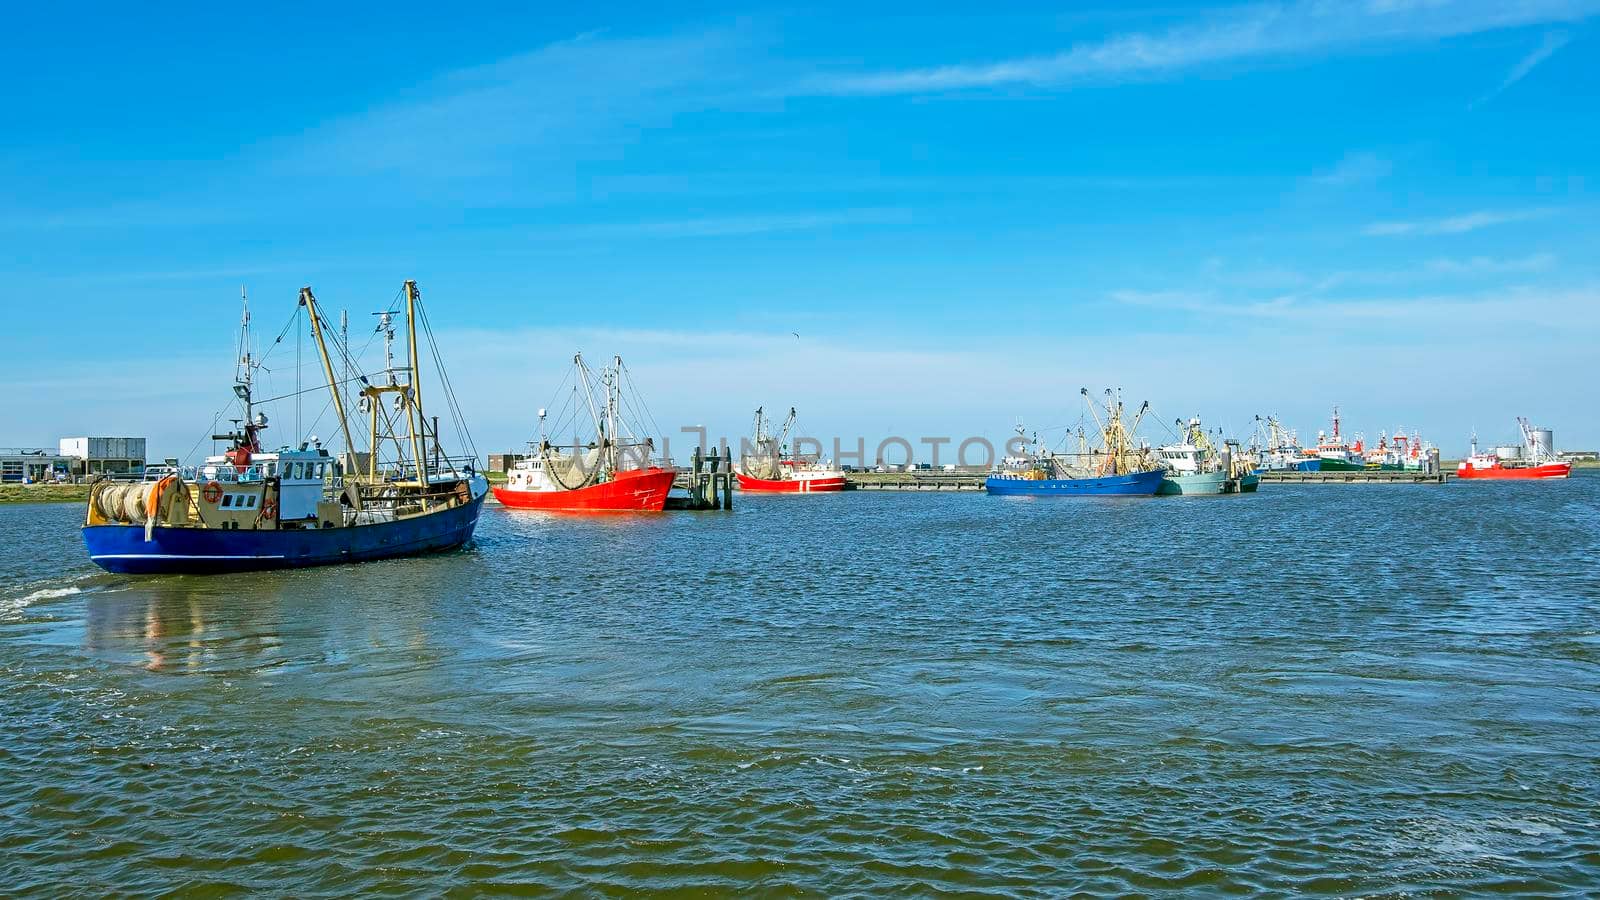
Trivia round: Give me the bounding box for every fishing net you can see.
[541,445,603,491]
[741,438,782,480]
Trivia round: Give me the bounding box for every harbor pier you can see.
[1258,469,1446,484]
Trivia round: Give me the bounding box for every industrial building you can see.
[488,453,529,474]
[59,437,147,478]
[0,448,73,483]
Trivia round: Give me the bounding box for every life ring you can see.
[202,481,223,504]
[260,499,277,521]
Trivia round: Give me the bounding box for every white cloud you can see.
[1362,208,1550,236]
[276,28,757,177]
[1473,30,1573,107]
[1311,151,1393,187]
[812,0,1600,94]
[1423,253,1556,274]
[550,209,913,239]
[1112,282,1600,328]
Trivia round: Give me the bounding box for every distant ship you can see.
[1363,428,1433,471]
[493,354,676,512]
[1250,415,1320,473]
[82,282,488,574]
[987,390,1166,497]
[736,407,846,493]
[1456,419,1571,480]
[1310,406,1366,471]
[1155,417,1259,495]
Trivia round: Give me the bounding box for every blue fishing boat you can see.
[987,468,1164,496]
[987,389,1165,497]
[82,281,488,575]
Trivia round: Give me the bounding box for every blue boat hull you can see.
[986,469,1164,496]
[82,494,485,575]
[1254,458,1320,474]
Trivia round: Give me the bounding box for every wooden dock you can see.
[666,446,734,510]
[1257,469,1446,484]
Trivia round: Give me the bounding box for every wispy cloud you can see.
[1112,283,1600,328]
[1310,151,1393,187]
[1424,253,1556,274]
[811,0,1600,95]
[1472,30,1573,107]
[553,209,912,239]
[277,28,758,177]
[1362,208,1551,236]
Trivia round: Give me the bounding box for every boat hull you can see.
[493,467,674,511]
[1455,462,1571,480]
[82,493,486,575]
[1253,458,1319,474]
[986,469,1164,497]
[736,473,846,493]
[1316,457,1366,472]
[1158,471,1260,495]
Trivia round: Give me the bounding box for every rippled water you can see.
[3,479,1599,894]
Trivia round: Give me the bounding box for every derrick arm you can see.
[778,408,796,453]
[302,287,357,462]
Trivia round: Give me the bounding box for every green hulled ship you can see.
[1310,406,1366,471]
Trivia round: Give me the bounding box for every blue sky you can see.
[3,0,1597,460]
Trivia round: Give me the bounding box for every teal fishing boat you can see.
[1156,417,1258,495]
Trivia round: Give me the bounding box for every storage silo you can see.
[1494,445,1523,460]
[1531,427,1555,458]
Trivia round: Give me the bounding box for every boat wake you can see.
[2,574,111,620]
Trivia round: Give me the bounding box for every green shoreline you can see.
[0,484,91,504]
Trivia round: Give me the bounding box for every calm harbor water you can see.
[3,479,1598,895]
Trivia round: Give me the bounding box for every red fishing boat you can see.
[1456,418,1571,480]
[736,407,846,493]
[493,354,675,512]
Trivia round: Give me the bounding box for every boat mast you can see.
[573,353,603,455]
[403,280,428,482]
[237,286,254,430]
[607,355,622,476]
[301,287,357,466]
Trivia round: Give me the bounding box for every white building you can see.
[59,437,147,477]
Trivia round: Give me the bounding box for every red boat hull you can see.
[492,468,675,511]
[736,473,846,493]
[1456,462,1571,480]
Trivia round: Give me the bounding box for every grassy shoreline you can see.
[0,484,91,504]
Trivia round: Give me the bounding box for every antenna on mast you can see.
[373,311,397,385]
